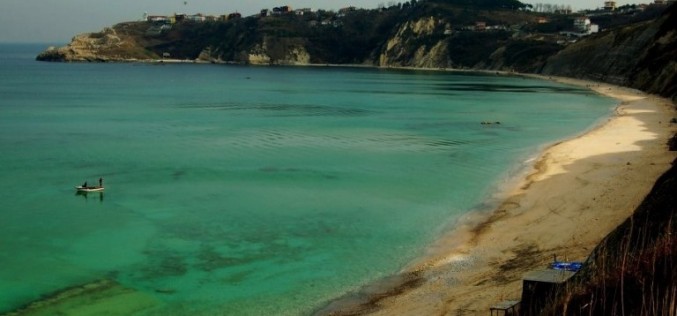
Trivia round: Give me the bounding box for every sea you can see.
[0,43,616,315]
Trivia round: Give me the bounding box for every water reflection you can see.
[75,191,104,203]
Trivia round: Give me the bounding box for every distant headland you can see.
[36,0,675,100]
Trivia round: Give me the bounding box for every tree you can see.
[427,0,528,10]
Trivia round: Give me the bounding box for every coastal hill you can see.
[36,0,676,100]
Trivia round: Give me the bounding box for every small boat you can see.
[76,178,104,192]
[76,186,104,192]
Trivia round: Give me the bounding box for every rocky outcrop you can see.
[378,17,451,68]
[375,16,556,72]
[237,36,311,65]
[36,4,676,99]
[36,26,158,62]
[39,24,312,65]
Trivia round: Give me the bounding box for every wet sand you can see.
[318,76,677,315]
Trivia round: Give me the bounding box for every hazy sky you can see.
[1,0,638,43]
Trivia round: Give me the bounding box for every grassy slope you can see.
[542,153,676,315]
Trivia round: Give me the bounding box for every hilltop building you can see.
[604,1,617,10]
[563,16,599,37]
[272,6,292,15]
[573,16,591,31]
[295,8,313,15]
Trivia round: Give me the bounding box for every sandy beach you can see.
[320,76,677,315]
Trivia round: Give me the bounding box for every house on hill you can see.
[146,15,172,24]
[227,12,242,20]
[604,1,617,11]
[272,6,292,15]
[186,14,207,22]
[295,8,313,15]
[561,16,599,37]
[573,16,591,31]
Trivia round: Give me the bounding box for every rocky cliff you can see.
[37,3,676,99]
[37,21,312,65]
[541,4,677,100]
[37,24,160,62]
[238,36,311,65]
[377,17,451,68]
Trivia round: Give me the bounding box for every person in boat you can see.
[99,177,103,188]
[82,181,88,188]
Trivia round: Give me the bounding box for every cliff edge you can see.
[37,24,160,62]
[36,3,676,99]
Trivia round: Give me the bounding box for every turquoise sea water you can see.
[0,44,616,315]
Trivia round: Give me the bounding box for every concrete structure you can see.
[521,269,576,316]
[490,300,520,316]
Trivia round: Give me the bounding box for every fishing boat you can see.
[76,178,104,192]
[76,186,104,192]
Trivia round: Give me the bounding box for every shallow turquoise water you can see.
[0,44,615,315]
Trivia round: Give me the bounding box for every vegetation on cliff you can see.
[542,4,677,101]
[36,1,675,101]
[35,0,539,65]
[542,155,677,316]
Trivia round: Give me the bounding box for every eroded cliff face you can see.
[632,28,677,98]
[540,4,677,99]
[39,26,312,66]
[378,17,451,68]
[375,16,554,72]
[235,36,311,65]
[36,5,676,99]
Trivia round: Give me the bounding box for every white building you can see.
[573,16,591,32]
[568,16,599,36]
[604,1,617,10]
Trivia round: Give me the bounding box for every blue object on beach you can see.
[550,261,583,272]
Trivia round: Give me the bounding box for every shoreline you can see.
[316,75,677,315]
